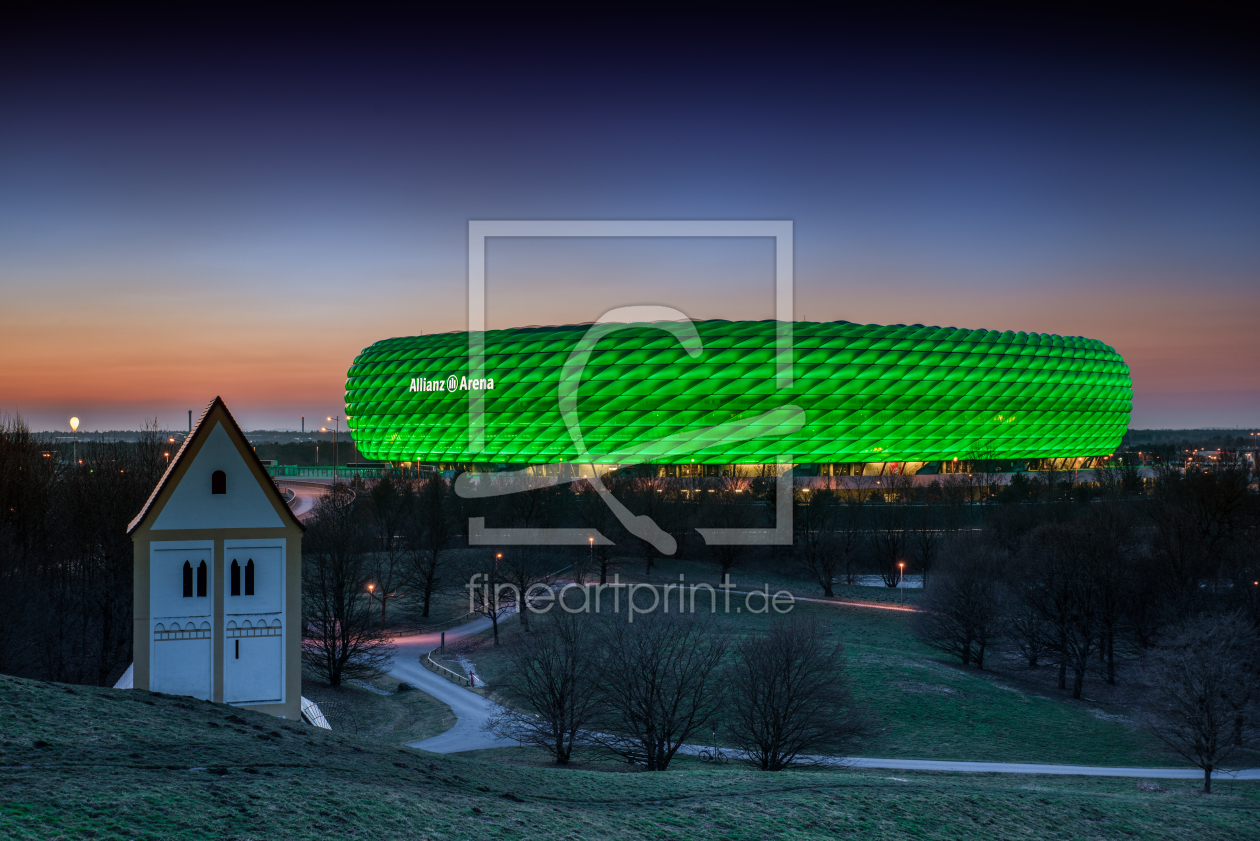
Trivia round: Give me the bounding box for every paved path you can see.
[386,616,516,754]
[834,757,1258,779]
[277,480,328,521]
[673,744,1259,779]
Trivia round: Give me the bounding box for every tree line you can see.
[0,416,166,686]
[484,610,864,772]
[904,466,1258,792]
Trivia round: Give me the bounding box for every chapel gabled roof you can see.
[126,396,305,534]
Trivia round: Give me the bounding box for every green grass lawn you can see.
[1,674,1256,841]
[301,674,455,744]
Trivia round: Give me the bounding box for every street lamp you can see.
[898,561,905,604]
[327,416,341,485]
[367,582,377,627]
[69,416,78,465]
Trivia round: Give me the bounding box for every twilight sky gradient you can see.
[1,7,1257,432]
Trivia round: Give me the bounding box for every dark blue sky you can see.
[1,5,1257,430]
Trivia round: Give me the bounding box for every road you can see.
[673,745,1260,779]
[277,479,333,521]
[385,617,516,754]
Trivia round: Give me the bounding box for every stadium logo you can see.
[408,376,496,393]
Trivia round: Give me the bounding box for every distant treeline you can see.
[1122,429,1259,449]
[252,440,371,467]
[0,416,166,686]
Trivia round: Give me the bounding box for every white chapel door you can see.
[150,542,214,700]
[222,542,285,705]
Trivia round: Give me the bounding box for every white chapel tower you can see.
[126,397,304,719]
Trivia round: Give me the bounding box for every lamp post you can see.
[367,582,376,628]
[327,416,340,485]
[495,552,503,616]
[69,417,78,465]
[898,561,905,604]
[585,536,593,586]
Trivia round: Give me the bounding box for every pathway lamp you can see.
[898,561,905,603]
[70,416,78,465]
[327,416,341,485]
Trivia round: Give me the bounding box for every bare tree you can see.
[588,612,727,770]
[572,476,625,585]
[462,550,511,645]
[403,475,455,618]
[833,500,867,585]
[1003,588,1051,670]
[0,416,165,686]
[484,610,600,764]
[301,488,396,685]
[795,488,841,596]
[869,504,910,587]
[1088,505,1136,685]
[725,616,863,770]
[907,503,942,588]
[486,486,561,630]
[909,535,1004,669]
[622,474,681,576]
[1139,612,1259,793]
[1021,519,1108,698]
[965,446,1001,504]
[366,474,412,620]
[1147,466,1251,618]
[702,487,759,579]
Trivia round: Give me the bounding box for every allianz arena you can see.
[343,320,1131,475]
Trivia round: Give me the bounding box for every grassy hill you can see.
[2,674,1257,840]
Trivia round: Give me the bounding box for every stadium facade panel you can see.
[344,320,1132,465]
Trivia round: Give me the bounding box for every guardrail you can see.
[423,647,473,687]
[268,465,398,479]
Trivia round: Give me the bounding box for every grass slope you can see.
[2,675,1257,841]
[301,675,455,744]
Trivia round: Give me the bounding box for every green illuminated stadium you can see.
[344,320,1131,470]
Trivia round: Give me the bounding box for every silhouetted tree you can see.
[795,488,841,596]
[869,504,910,587]
[366,474,412,619]
[1139,612,1259,793]
[910,535,1005,669]
[589,612,727,770]
[726,616,863,770]
[572,475,627,585]
[403,475,456,618]
[302,488,395,685]
[484,610,599,764]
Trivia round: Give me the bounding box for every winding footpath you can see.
[386,617,516,754]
